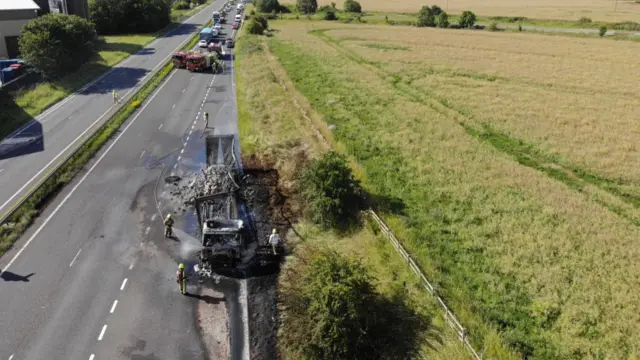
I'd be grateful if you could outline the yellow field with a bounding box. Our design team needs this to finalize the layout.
[259,20,640,359]
[282,0,640,22]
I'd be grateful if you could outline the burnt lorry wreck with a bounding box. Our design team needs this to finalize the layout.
[187,135,283,280]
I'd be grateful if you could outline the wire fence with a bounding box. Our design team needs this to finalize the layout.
[281,75,485,360]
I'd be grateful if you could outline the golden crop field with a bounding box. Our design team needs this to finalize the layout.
[262,20,640,359]
[282,0,640,22]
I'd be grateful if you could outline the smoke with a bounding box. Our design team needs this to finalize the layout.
[172,228,204,258]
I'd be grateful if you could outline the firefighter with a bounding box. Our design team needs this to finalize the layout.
[112,89,120,104]
[268,228,280,255]
[164,213,174,238]
[203,111,209,129]
[177,263,188,295]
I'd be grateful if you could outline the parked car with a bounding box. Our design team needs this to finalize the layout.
[232,22,239,29]
[214,23,222,30]
[235,14,242,22]
[226,38,234,48]
[198,39,208,48]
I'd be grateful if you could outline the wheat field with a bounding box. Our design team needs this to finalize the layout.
[266,20,640,359]
[282,0,640,22]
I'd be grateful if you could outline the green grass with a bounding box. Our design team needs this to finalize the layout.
[0,24,204,258]
[0,0,213,139]
[234,31,474,360]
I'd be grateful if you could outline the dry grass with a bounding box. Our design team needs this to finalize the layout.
[234,31,473,360]
[265,20,640,359]
[282,0,640,22]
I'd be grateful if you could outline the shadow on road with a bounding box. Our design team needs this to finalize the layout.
[83,66,150,95]
[162,23,198,38]
[186,292,225,304]
[1,271,35,281]
[0,119,44,160]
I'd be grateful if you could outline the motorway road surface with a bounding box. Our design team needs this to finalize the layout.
[0,8,241,360]
[0,0,227,222]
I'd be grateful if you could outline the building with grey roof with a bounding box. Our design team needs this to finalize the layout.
[0,0,40,59]
[48,0,89,19]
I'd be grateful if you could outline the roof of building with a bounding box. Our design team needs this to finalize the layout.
[0,0,40,11]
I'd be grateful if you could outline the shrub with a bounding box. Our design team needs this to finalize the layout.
[279,247,430,360]
[19,13,97,78]
[331,1,336,8]
[298,151,363,230]
[255,14,269,29]
[256,0,280,13]
[296,0,318,14]
[436,11,449,28]
[344,0,362,13]
[459,10,477,28]
[416,5,436,27]
[172,1,189,10]
[599,26,607,37]
[324,10,338,20]
[487,21,499,31]
[578,16,592,24]
[246,18,265,34]
[430,4,443,15]
[518,23,523,31]
[89,0,171,34]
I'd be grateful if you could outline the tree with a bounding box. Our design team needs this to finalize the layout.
[416,5,436,27]
[280,247,431,360]
[430,4,443,15]
[89,0,171,35]
[344,0,361,13]
[459,10,477,28]
[19,13,97,78]
[256,0,281,13]
[298,151,363,230]
[172,1,189,10]
[255,14,269,29]
[246,18,265,34]
[436,11,449,28]
[296,0,318,14]
[280,249,380,360]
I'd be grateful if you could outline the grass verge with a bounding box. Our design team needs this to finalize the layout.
[0,0,214,139]
[234,30,477,360]
[0,25,204,257]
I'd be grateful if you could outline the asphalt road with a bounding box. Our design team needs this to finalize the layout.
[0,0,227,222]
[0,8,241,360]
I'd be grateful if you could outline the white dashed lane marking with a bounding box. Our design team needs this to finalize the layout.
[120,278,128,291]
[110,300,118,314]
[98,325,107,341]
[158,124,163,130]
[69,248,81,267]
[140,150,145,158]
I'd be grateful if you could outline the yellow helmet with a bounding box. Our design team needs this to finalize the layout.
[179,263,185,269]
[272,228,277,234]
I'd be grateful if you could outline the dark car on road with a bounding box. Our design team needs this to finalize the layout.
[226,38,234,48]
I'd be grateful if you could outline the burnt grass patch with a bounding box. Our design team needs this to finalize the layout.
[239,154,297,360]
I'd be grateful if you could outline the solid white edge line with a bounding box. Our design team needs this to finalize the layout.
[120,278,128,291]
[98,324,107,341]
[110,300,118,314]
[240,279,250,360]
[69,248,82,267]
[0,69,178,276]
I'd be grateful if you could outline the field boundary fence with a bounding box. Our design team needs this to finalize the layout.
[280,74,485,360]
